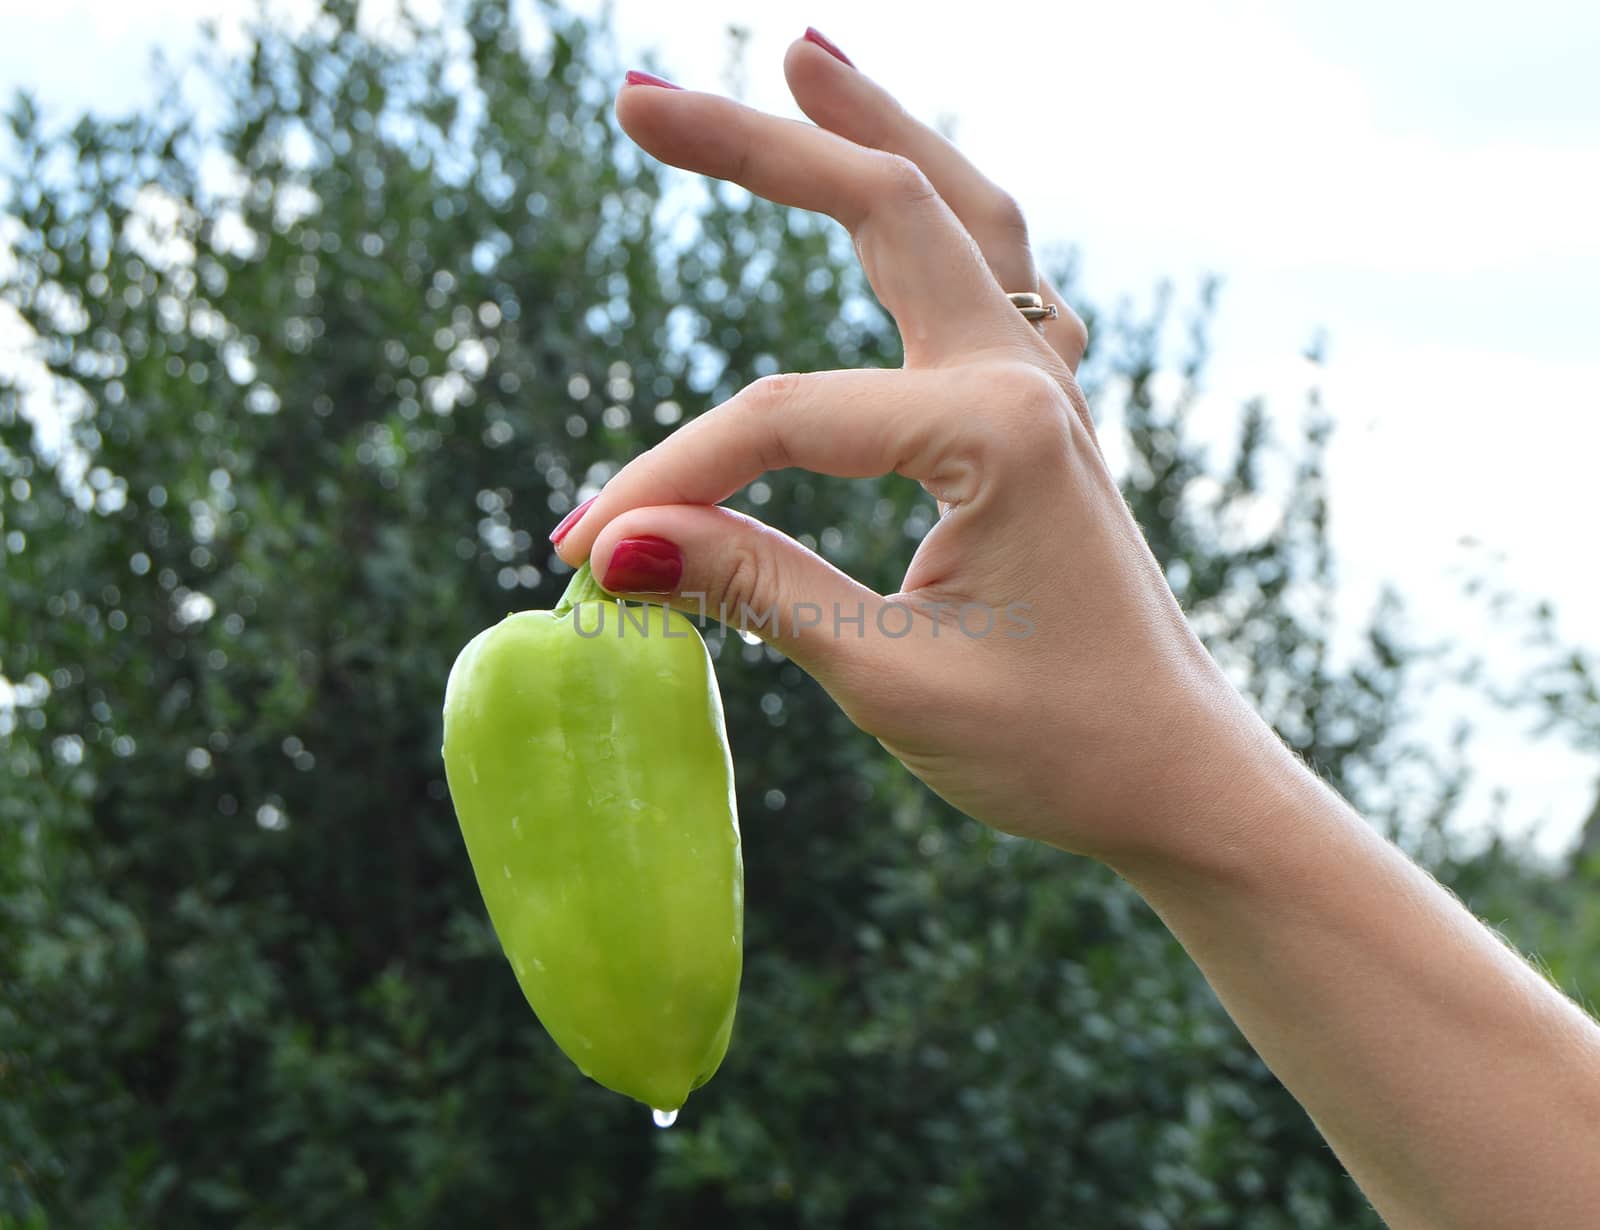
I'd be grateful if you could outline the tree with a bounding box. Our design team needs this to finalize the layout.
[2,2,1593,1226]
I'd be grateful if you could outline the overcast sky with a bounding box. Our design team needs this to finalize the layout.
[3,0,1597,854]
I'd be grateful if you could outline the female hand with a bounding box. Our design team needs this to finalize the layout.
[552,34,1280,868]
[554,36,1600,1230]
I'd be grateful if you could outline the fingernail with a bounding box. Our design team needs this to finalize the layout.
[549,496,597,546]
[624,69,683,90]
[803,27,854,68]
[601,536,683,595]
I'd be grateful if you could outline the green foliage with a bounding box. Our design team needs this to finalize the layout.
[2,2,1595,1226]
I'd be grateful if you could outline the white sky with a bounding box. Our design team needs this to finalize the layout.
[3,0,1598,855]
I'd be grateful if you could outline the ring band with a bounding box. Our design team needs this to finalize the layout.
[1011,291,1062,321]
[1007,292,1059,323]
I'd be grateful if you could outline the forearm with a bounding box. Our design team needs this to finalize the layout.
[1111,737,1600,1230]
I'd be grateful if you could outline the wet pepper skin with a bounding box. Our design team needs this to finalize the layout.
[442,562,743,1112]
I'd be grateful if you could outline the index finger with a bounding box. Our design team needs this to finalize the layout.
[615,81,1027,362]
[551,365,1023,568]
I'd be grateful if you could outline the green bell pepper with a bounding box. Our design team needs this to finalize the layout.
[442,562,743,1114]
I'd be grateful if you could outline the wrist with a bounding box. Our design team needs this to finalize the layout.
[1100,700,1348,899]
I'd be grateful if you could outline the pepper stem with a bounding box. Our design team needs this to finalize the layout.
[553,560,612,616]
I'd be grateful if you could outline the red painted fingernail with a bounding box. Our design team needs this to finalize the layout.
[601,536,683,594]
[803,27,854,68]
[624,69,683,90]
[549,496,597,546]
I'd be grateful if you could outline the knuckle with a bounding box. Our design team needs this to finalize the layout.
[742,372,803,469]
[873,152,938,205]
[984,188,1029,240]
[727,143,752,189]
[995,362,1066,417]
[984,363,1079,454]
[718,540,776,627]
[746,370,803,412]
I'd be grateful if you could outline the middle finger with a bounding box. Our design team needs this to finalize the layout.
[614,80,1028,362]
[784,34,1089,370]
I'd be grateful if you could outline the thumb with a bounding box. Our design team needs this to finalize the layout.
[583,503,892,690]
